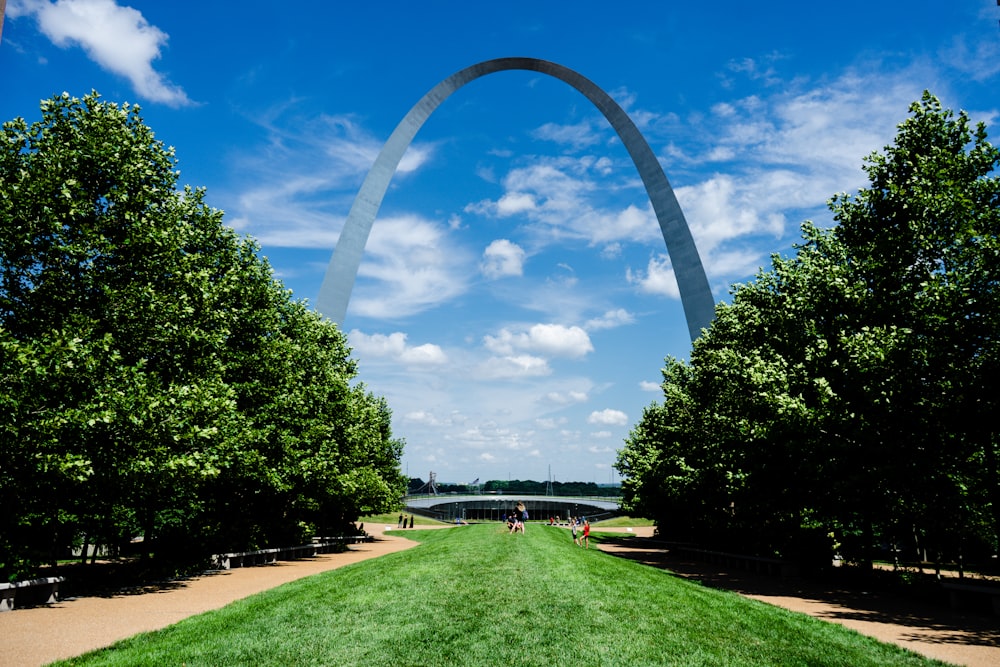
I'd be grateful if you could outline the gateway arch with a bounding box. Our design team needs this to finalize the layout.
[316,57,714,341]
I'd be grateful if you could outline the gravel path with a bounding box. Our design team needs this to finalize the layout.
[2,525,996,666]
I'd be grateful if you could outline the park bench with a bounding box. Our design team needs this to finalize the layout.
[312,535,373,549]
[212,534,372,569]
[0,576,65,612]
[941,581,1000,616]
[212,547,281,570]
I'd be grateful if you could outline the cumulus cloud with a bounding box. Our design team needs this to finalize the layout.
[495,192,537,216]
[10,0,191,106]
[347,330,448,366]
[639,380,661,392]
[626,253,679,298]
[481,239,526,279]
[483,323,594,359]
[588,409,628,426]
[584,308,635,331]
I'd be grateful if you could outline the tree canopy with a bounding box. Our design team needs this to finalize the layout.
[0,92,406,581]
[616,93,1000,570]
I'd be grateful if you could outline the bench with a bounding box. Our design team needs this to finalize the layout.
[941,581,1000,616]
[312,535,373,549]
[212,548,280,570]
[212,534,373,570]
[0,577,65,612]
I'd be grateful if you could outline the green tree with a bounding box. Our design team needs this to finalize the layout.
[828,93,1000,562]
[617,93,1000,568]
[0,93,405,579]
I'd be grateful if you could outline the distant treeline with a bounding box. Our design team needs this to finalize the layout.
[408,478,620,497]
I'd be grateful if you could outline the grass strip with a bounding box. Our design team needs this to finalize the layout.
[54,524,951,666]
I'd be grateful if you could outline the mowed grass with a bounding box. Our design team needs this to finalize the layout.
[592,516,657,527]
[54,524,949,667]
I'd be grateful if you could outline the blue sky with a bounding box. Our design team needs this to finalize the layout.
[3,1,999,485]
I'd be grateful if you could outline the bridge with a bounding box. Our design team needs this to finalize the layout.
[403,494,620,523]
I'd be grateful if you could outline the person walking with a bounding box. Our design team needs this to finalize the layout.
[571,517,580,546]
[582,519,591,549]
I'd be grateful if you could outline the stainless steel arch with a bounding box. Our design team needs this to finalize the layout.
[316,57,714,341]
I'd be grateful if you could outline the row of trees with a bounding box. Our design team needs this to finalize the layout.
[0,93,407,581]
[616,94,1000,571]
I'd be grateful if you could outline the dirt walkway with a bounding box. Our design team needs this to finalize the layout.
[596,531,1000,667]
[0,524,424,667]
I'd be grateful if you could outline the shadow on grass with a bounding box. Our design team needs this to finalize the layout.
[597,535,1000,651]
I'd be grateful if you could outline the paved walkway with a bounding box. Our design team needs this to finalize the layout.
[2,525,997,666]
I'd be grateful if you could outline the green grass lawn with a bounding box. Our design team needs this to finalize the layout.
[591,516,656,527]
[54,524,950,666]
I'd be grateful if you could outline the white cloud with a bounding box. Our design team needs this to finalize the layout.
[496,192,537,216]
[588,409,628,426]
[480,239,526,279]
[483,323,594,359]
[584,308,635,331]
[545,391,588,405]
[626,66,944,288]
[350,216,475,319]
[940,35,1000,83]
[535,416,568,429]
[347,330,448,366]
[10,0,191,106]
[531,119,601,149]
[626,254,679,298]
[639,380,661,392]
[228,112,433,249]
[477,355,551,379]
[451,424,538,453]
[404,410,441,426]
[465,157,661,248]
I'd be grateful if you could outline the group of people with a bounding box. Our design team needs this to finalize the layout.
[396,514,414,529]
[569,517,591,548]
[499,506,591,548]
[505,502,529,534]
